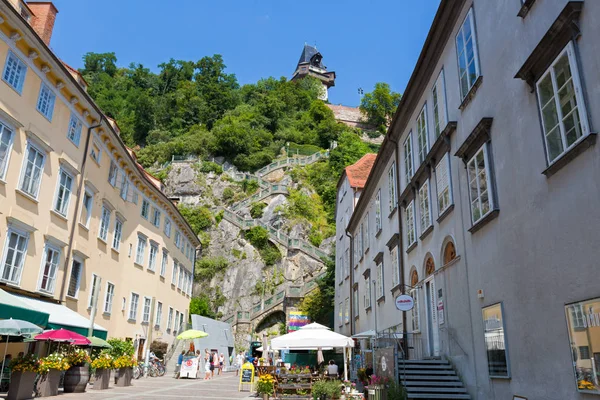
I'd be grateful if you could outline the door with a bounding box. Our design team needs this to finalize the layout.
[425,278,440,357]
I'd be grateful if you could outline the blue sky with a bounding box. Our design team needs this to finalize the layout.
[49,0,440,107]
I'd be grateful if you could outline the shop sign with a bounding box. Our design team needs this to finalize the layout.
[395,294,414,311]
[438,300,445,325]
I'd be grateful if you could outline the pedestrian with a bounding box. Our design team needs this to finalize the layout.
[175,350,185,379]
[195,350,202,378]
[235,352,244,376]
[204,353,211,380]
[211,351,218,378]
[219,353,224,375]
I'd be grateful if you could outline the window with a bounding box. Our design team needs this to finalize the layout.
[178,265,184,289]
[344,249,349,277]
[352,235,358,269]
[67,259,83,298]
[0,121,14,179]
[359,223,364,257]
[67,114,83,146]
[353,287,359,319]
[132,191,138,205]
[171,260,178,285]
[142,297,151,323]
[432,69,447,137]
[141,199,150,219]
[416,105,429,164]
[0,229,29,285]
[344,298,350,324]
[88,274,100,309]
[174,310,180,332]
[467,145,494,224]
[569,304,585,329]
[152,208,161,228]
[90,142,101,164]
[388,163,396,213]
[338,302,343,326]
[155,302,163,328]
[135,235,147,265]
[435,153,452,216]
[160,250,168,277]
[390,245,399,288]
[365,213,370,250]
[456,8,481,100]
[38,245,60,293]
[175,231,182,249]
[404,133,414,184]
[418,180,431,232]
[164,218,172,237]
[119,173,129,201]
[411,288,420,332]
[536,43,589,163]
[36,83,56,121]
[364,276,371,309]
[2,51,27,93]
[579,346,590,360]
[128,293,139,320]
[98,206,111,242]
[376,262,384,299]
[103,282,115,314]
[482,303,510,378]
[54,169,73,216]
[19,144,45,198]
[148,242,158,271]
[375,189,382,233]
[108,162,118,186]
[112,218,123,251]
[405,201,416,247]
[80,190,93,227]
[167,307,174,331]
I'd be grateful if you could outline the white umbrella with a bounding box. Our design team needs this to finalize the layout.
[317,347,324,364]
[0,318,43,376]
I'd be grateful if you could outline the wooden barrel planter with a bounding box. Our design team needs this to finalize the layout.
[92,369,111,390]
[7,371,36,400]
[115,367,133,387]
[36,369,61,397]
[63,365,89,393]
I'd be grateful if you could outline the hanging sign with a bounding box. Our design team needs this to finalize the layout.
[395,294,415,311]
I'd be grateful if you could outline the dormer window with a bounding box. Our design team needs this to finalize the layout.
[19,2,31,22]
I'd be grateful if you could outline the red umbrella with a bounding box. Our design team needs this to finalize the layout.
[34,329,91,345]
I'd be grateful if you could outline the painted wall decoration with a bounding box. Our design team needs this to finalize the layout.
[288,311,310,332]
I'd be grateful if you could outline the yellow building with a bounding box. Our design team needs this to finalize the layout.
[0,0,199,359]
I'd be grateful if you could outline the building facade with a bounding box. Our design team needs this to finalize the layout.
[336,0,600,399]
[0,0,199,358]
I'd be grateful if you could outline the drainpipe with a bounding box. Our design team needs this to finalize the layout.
[59,121,103,302]
[344,229,354,336]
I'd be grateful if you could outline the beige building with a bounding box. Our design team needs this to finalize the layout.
[0,0,199,358]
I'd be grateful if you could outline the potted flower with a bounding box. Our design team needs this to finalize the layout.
[91,352,113,390]
[368,375,390,400]
[256,373,274,400]
[113,355,136,387]
[7,354,39,400]
[37,352,70,397]
[63,346,92,393]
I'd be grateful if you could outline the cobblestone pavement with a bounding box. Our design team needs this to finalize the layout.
[55,372,255,400]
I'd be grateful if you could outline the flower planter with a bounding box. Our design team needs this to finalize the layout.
[63,365,89,393]
[262,395,269,400]
[368,384,387,400]
[36,369,61,397]
[115,367,133,387]
[92,369,111,390]
[7,371,36,400]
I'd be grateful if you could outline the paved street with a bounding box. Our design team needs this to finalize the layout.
[56,372,254,400]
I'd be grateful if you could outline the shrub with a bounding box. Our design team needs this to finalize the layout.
[196,256,228,280]
[250,202,267,219]
[244,226,269,249]
[199,161,223,174]
[149,340,168,359]
[199,231,211,249]
[261,243,282,266]
[107,338,135,358]
[222,187,235,201]
[215,209,224,224]
[308,228,323,247]
[178,204,213,233]
[241,179,259,194]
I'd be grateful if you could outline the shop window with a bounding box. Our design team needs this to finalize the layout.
[482,303,510,378]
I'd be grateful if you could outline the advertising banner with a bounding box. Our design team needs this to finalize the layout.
[288,311,310,332]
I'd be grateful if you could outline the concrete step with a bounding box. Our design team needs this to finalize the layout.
[404,381,464,387]
[403,364,454,369]
[402,359,449,364]
[407,394,470,399]
[402,370,459,375]
[408,387,468,393]
[401,375,461,381]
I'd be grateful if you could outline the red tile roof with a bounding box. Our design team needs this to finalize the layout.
[345,153,377,189]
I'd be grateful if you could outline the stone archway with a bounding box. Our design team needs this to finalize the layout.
[254,310,286,337]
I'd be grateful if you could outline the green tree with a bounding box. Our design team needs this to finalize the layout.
[359,82,401,134]
[299,256,335,326]
[189,294,216,319]
[329,132,372,173]
[177,205,213,234]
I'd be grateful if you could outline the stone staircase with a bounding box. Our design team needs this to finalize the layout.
[399,359,470,400]
[165,338,186,376]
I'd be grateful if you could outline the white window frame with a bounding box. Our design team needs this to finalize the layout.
[0,227,29,285]
[128,292,139,321]
[466,145,494,225]
[152,207,161,228]
[0,120,15,180]
[112,217,123,251]
[160,250,168,277]
[432,69,448,137]
[175,231,182,249]
[456,8,481,100]
[67,113,83,146]
[36,82,56,121]
[418,180,432,232]
[53,168,74,217]
[19,143,46,199]
[164,218,172,238]
[167,307,174,331]
[87,273,100,309]
[103,281,115,314]
[90,141,101,164]
[141,199,150,219]
[142,296,152,323]
[119,173,129,201]
[2,51,27,94]
[403,132,414,184]
[171,260,178,285]
[80,189,93,228]
[535,42,589,164]
[364,275,372,309]
[98,206,111,242]
[405,201,416,247]
[375,189,382,233]
[416,105,429,165]
[174,310,180,332]
[390,245,399,288]
[376,262,384,300]
[135,235,147,265]
[155,301,163,328]
[37,243,60,294]
[67,258,83,299]
[148,242,158,271]
[365,212,370,251]
[108,162,118,187]
[388,162,397,213]
[435,153,453,216]
[178,265,184,289]
[344,297,350,325]
[410,288,420,332]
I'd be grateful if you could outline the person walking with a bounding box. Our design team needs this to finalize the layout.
[218,353,224,375]
[175,351,185,379]
[235,352,244,376]
[211,352,218,378]
[195,350,202,378]
[204,350,211,380]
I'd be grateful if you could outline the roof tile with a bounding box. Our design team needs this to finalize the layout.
[345,153,377,189]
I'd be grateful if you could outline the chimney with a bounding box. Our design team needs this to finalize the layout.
[26,2,59,46]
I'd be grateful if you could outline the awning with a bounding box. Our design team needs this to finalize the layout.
[0,289,49,327]
[351,330,376,339]
[16,296,108,340]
